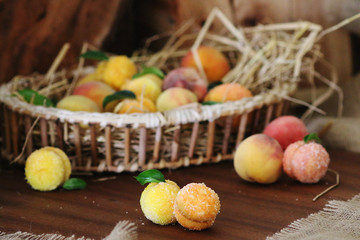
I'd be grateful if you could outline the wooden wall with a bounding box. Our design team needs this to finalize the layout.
[0,0,133,83]
[1,0,359,84]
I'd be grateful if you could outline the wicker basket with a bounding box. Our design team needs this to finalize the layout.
[0,9,331,172]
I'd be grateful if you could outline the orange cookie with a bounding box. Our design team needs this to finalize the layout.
[174,206,214,231]
[174,183,220,231]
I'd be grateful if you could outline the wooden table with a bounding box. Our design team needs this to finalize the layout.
[1,149,360,240]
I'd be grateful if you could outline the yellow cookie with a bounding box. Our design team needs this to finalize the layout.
[43,147,72,184]
[25,148,65,191]
[114,97,157,114]
[103,56,137,90]
[122,76,162,103]
[140,180,180,225]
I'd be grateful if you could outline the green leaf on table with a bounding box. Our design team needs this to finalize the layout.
[63,178,87,190]
[202,101,220,106]
[134,169,166,185]
[80,50,109,61]
[304,133,321,144]
[132,66,165,79]
[102,90,136,109]
[17,89,55,107]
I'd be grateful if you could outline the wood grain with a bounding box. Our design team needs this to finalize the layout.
[0,149,359,239]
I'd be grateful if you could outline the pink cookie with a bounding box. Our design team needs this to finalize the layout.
[283,141,330,183]
[263,116,308,150]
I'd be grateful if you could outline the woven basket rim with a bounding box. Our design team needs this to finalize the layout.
[0,77,297,128]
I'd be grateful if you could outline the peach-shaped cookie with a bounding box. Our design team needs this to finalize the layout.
[174,207,214,231]
[263,115,308,150]
[283,140,330,183]
[122,75,162,103]
[140,180,180,225]
[163,67,208,101]
[43,146,72,184]
[25,147,68,191]
[181,46,230,83]
[204,83,252,103]
[174,183,220,231]
[114,97,156,114]
[205,83,253,128]
[57,95,100,112]
[156,87,198,112]
[103,56,137,90]
[72,81,115,111]
[234,134,283,184]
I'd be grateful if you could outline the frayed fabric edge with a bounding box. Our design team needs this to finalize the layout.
[0,220,137,240]
[266,194,360,240]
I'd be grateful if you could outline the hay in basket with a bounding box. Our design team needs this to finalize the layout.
[0,8,340,172]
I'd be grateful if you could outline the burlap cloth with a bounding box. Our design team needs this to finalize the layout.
[267,194,360,240]
[0,221,137,240]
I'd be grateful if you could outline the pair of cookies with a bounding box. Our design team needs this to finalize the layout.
[140,181,220,231]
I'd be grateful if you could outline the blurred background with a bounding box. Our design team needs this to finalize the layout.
[1,0,360,84]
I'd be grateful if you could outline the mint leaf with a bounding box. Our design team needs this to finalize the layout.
[132,66,165,79]
[304,133,321,144]
[80,50,109,61]
[207,81,222,91]
[63,178,87,190]
[202,101,220,106]
[17,89,55,107]
[134,169,165,185]
[103,90,136,109]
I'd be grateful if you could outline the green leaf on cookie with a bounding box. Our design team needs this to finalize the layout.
[80,50,109,61]
[133,66,165,79]
[134,169,166,185]
[102,90,137,109]
[304,133,321,144]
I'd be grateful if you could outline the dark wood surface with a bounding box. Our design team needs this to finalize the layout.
[1,149,359,240]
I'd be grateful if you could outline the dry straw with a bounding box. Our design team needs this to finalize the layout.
[0,8,347,173]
